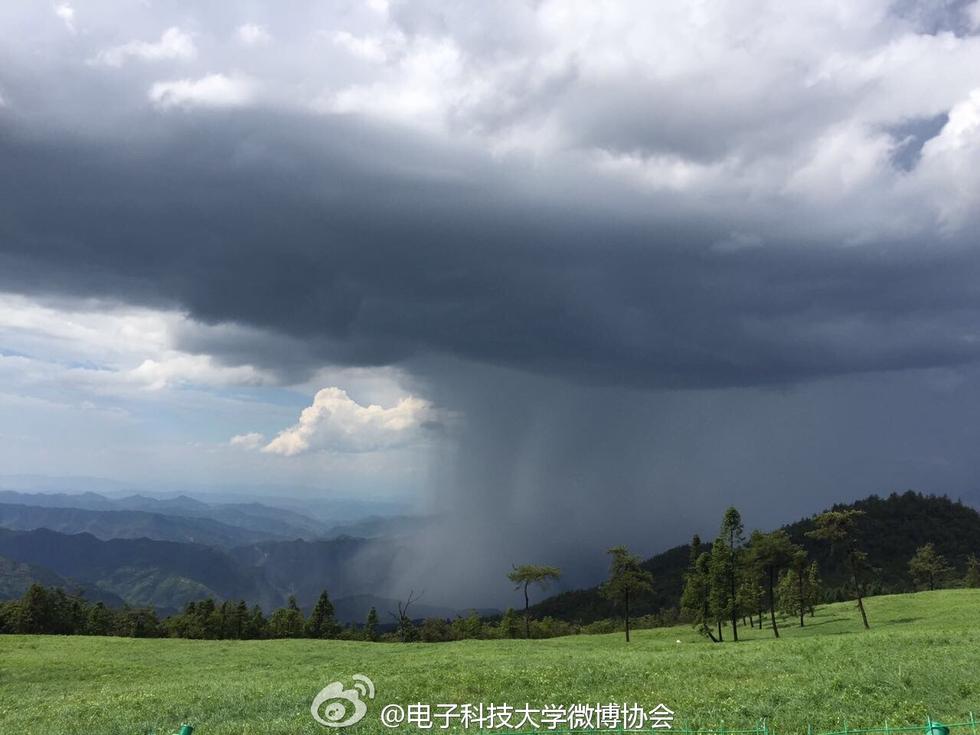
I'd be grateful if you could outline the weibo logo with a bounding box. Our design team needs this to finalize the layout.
[310,674,376,728]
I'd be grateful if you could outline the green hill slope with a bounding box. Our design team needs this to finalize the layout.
[1,589,977,735]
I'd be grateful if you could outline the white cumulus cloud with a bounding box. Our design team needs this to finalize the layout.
[92,27,196,67]
[260,387,434,456]
[237,23,271,46]
[0,292,275,395]
[128,355,268,391]
[329,30,393,63]
[54,3,75,34]
[148,73,255,109]
[230,432,265,449]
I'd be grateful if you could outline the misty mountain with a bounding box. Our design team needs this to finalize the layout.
[229,536,403,607]
[0,528,275,612]
[0,479,413,528]
[0,555,73,599]
[0,555,127,607]
[530,491,980,623]
[0,528,402,614]
[0,503,294,547]
[0,491,330,540]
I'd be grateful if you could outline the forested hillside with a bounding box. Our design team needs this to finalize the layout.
[531,492,980,623]
[0,528,405,617]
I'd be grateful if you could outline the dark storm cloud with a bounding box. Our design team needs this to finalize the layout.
[3,110,980,392]
[5,0,980,607]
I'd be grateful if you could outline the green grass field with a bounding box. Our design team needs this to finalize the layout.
[1,590,978,735]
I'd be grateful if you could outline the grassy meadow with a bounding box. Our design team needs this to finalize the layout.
[1,589,978,735]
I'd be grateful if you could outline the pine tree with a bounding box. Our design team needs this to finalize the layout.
[498,607,522,639]
[365,606,379,641]
[965,555,980,588]
[195,598,220,639]
[719,508,745,641]
[807,510,872,629]
[86,601,115,636]
[688,534,702,568]
[269,598,305,639]
[749,529,797,638]
[307,590,339,638]
[218,600,229,639]
[806,562,822,616]
[244,604,267,639]
[908,543,952,591]
[737,568,766,629]
[777,548,811,627]
[680,552,717,642]
[233,600,248,639]
[601,546,654,642]
[16,584,54,634]
[506,564,561,639]
[707,535,732,641]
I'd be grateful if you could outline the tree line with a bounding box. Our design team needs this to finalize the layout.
[0,581,681,641]
[0,587,365,641]
[2,504,976,642]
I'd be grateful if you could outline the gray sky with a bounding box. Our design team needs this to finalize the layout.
[3,0,980,600]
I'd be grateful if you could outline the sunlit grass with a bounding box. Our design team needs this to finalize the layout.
[1,589,977,735]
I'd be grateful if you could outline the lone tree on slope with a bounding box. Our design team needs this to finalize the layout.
[807,509,873,629]
[507,564,561,639]
[601,546,654,643]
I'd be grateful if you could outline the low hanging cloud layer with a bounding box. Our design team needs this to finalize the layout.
[3,1,980,600]
[240,386,435,456]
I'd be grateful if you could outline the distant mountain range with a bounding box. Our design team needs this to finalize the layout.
[0,490,429,545]
[0,527,273,612]
[0,489,434,620]
[530,491,980,623]
[0,528,479,622]
[0,491,330,542]
[0,502,293,547]
[0,555,124,606]
[0,475,413,523]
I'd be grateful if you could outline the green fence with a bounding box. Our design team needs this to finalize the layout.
[166,714,977,735]
[814,715,979,735]
[463,715,978,735]
[469,726,771,735]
